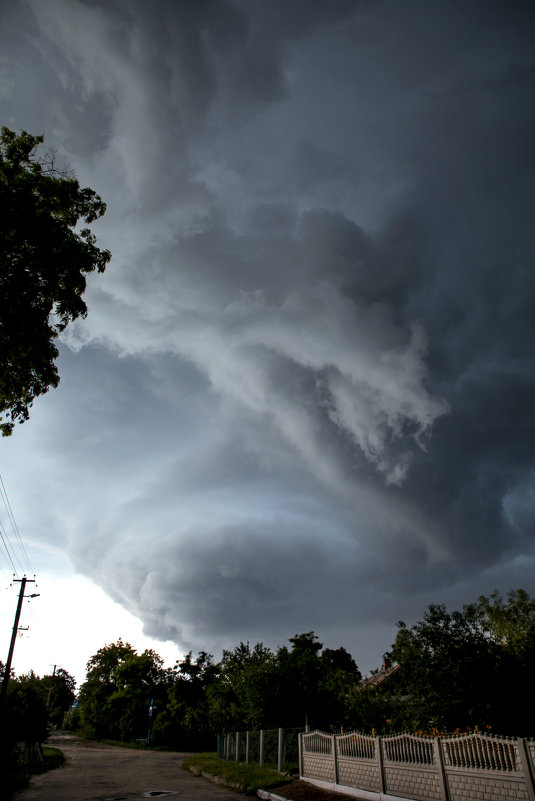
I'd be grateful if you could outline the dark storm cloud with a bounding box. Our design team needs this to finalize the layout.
[3,0,535,668]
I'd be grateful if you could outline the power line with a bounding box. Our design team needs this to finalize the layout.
[0,475,33,574]
[0,475,32,573]
[0,525,17,575]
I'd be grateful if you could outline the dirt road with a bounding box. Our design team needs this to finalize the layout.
[14,732,240,801]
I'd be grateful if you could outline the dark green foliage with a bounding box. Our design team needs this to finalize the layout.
[206,633,360,733]
[0,665,74,798]
[0,125,110,435]
[77,640,172,742]
[75,591,535,749]
[44,667,76,728]
[151,650,218,750]
[0,664,75,740]
[392,603,499,731]
[4,671,50,744]
[391,590,535,735]
[345,684,403,734]
[207,642,278,732]
[78,633,362,747]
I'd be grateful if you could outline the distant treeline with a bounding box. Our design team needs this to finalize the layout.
[66,588,535,746]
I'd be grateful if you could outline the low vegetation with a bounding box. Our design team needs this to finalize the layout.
[183,752,293,796]
[3,745,65,799]
[0,666,75,798]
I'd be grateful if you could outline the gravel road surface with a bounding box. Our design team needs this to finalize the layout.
[14,732,240,801]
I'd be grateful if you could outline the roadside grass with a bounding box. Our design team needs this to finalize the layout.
[184,752,294,796]
[73,730,175,751]
[35,746,66,772]
[99,737,173,751]
[4,746,66,800]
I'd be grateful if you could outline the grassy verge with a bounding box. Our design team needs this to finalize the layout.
[98,738,172,751]
[4,746,66,800]
[184,752,293,796]
[35,746,66,773]
[72,731,175,751]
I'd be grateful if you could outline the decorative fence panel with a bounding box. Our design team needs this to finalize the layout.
[299,730,535,801]
[336,731,381,793]
[381,733,443,801]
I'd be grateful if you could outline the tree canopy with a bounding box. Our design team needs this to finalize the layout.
[16,588,529,753]
[391,590,535,735]
[0,125,110,435]
[73,593,535,746]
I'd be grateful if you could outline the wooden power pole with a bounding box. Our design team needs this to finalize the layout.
[1,577,36,702]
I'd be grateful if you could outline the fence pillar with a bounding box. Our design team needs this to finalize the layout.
[434,738,449,801]
[377,736,385,794]
[246,730,250,764]
[518,738,535,801]
[259,729,264,766]
[333,734,339,785]
[278,728,284,773]
[298,732,304,778]
[235,732,239,761]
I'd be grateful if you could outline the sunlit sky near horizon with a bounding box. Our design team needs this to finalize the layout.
[1,0,535,688]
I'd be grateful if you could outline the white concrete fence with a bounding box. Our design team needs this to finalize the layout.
[299,729,535,801]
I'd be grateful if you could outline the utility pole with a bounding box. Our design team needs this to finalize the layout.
[1,577,37,703]
[46,665,57,708]
[46,664,57,707]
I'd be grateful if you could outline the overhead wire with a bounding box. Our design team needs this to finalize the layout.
[0,474,32,574]
[0,553,12,582]
[0,523,18,576]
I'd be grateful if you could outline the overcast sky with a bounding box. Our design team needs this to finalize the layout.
[1,0,535,685]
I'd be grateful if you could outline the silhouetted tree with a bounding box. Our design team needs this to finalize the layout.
[0,126,110,435]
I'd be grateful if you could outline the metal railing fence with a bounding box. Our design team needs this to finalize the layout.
[220,726,305,774]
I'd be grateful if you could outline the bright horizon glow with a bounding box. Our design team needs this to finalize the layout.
[0,563,183,688]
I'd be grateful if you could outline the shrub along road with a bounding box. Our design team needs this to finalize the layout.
[13,732,240,801]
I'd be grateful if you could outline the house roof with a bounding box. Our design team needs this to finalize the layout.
[360,662,400,689]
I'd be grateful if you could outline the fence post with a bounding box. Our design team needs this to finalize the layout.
[278,728,284,773]
[235,732,239,761]
[377,735,385,794]
[246,730,250,764]
[434,737,449,801]
[518,738,535,801]
[299,732,304,778]
[259,729,264,766]
[333,733,339,785]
